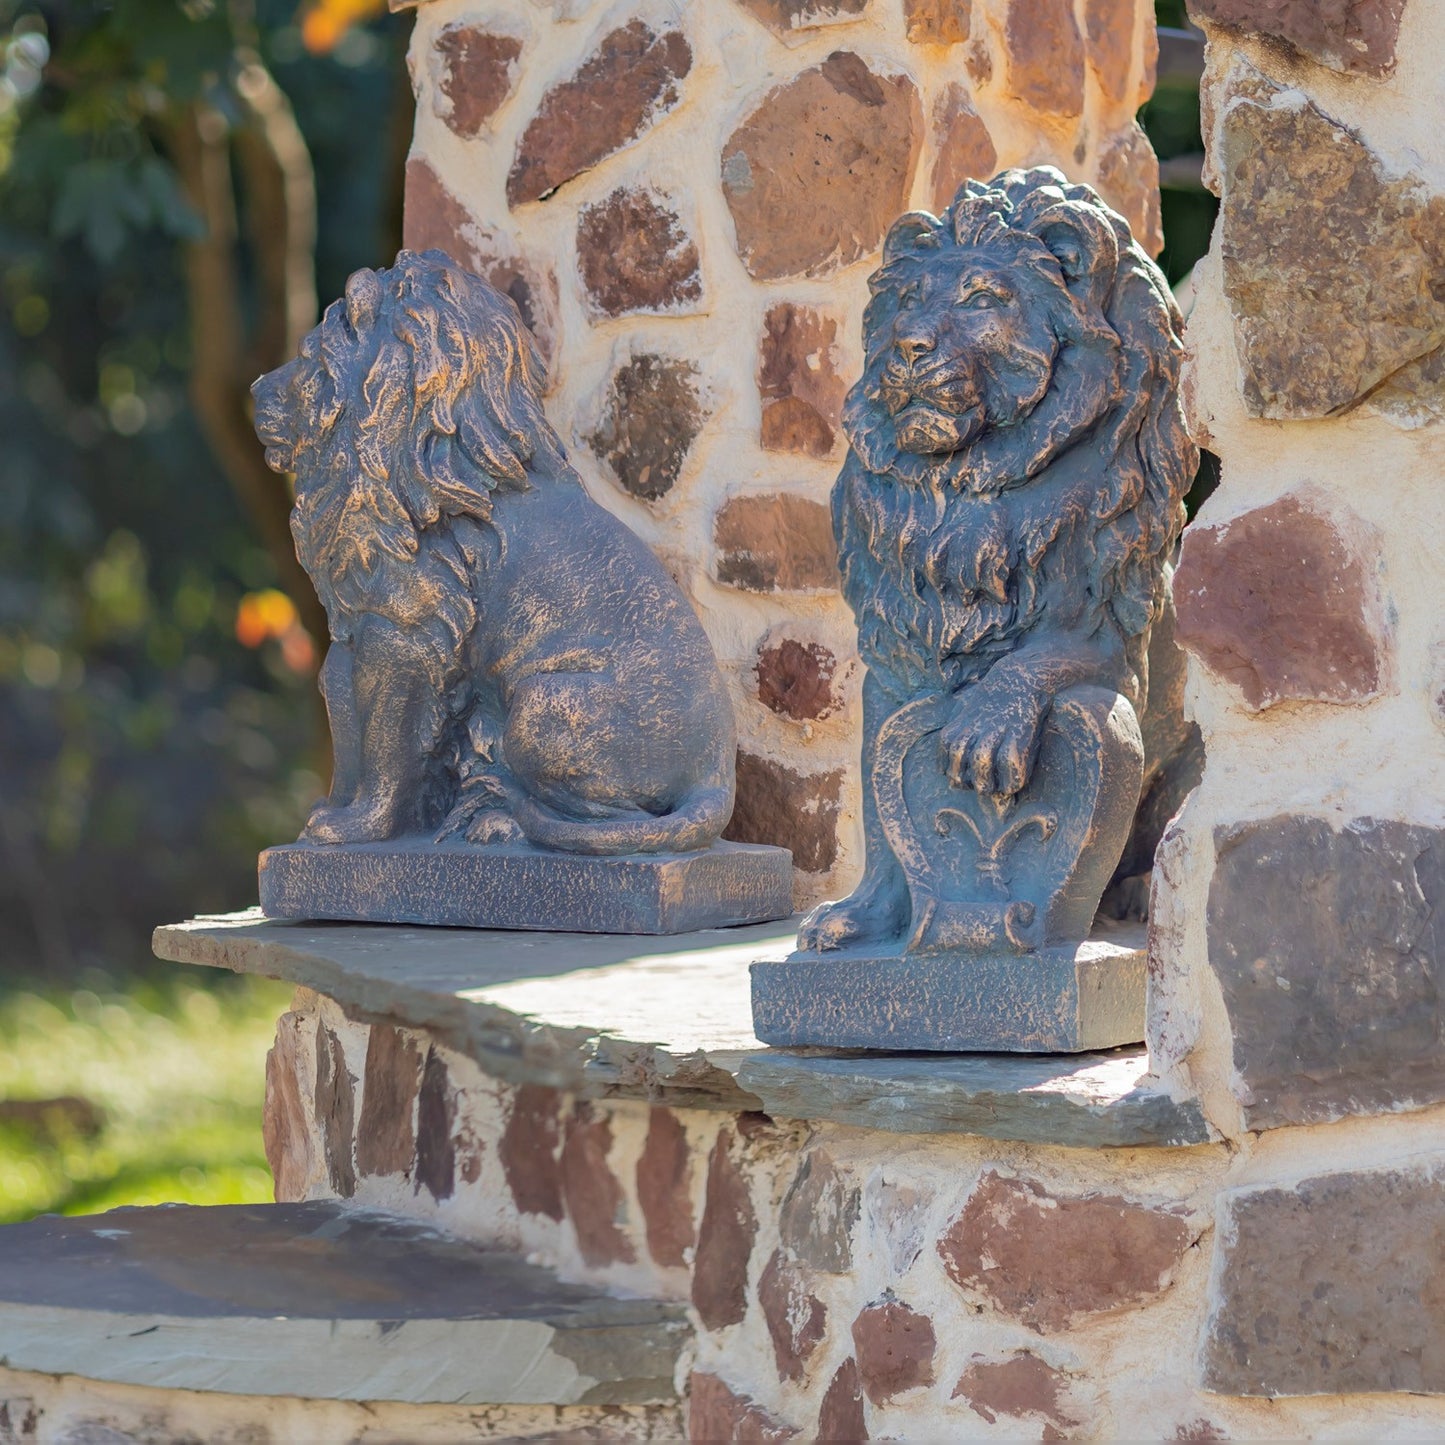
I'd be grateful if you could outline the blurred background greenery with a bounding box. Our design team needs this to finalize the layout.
[0,0,1215,1222]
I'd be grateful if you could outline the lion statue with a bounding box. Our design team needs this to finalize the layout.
[252,249,735,855]
[799,167,1197,956]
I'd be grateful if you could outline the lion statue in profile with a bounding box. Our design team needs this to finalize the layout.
[799,167,1197,957]
[252,249,735,855]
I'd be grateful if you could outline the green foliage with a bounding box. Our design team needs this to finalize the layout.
[0,971,292,1221]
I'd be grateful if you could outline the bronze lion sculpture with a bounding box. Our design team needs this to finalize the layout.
[252,249,736,856]
[799,168,1197,958]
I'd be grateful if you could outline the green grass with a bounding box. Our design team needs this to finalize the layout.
[0,971,293,1223]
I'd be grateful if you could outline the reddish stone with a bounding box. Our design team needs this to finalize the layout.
[414,1046,455,1203]
[758,304,845,458]
[817,1358,868,1441]
[508,22,692,205]
[560,1103,636,1266]
[938,1171,1194,1331]
[757,637,841,723]
[721,53,921,280]
[457,1125,484,1186]
[1096,122,1164,258]
[713,494,839,594]
[850,1299,936,1404]
[779,1148,858,1271]
[577,187,701,318]
[953,1353,1080,1434]
[929,83,998,216]
[434,25,521,138]
[499,1083,564,1221]
[263,1013,316,1203]
[586,354,704,502]
[313,1023,356,1199]
[737,0,868,32]
[1173,495,1384,711]
[966,35,993,84]
[1083,0,1137,107]
[636,1108,695,1269]
[724,754,843,875]
[688,1372,798,1442]
[691,1129,757,1331]
[904,0,971,43]
[1004,0,1085,118]
[356,1025,421,1178]
[758,1251,828,1383]
[1138,20,1158,105]
[1190,0,1406,76]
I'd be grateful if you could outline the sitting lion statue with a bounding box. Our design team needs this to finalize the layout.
[252,249,735,855]
[800,167,1197,955]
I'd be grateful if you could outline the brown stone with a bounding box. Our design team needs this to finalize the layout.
[434,25,521,138]
[1217,77,1445,418]
[1137,20,1158,105]
[587,354,704,504]
[1173,495,1384,711]
[688,1372,799,1442]
[636,1108,694,1269]
[966,35,993,84]
[1004,0,1086,118]
[850,1299,936,1404]
[1096,122,1163,258]
[817,1358,868,1442]
[713,494,839,594]
[758,304,846,458]
[737,0,869,33]
[1202,1161,1445,1395]
[691,1129,757,1331]
[313,1023,356,1199]
[757,637,841,723]
[953,1352,1080,1434]
[904,0,971,44]
[1207,815,1445,1130]
[1191,0,1406,76]
[724,754,843,875]
[560,1103,636,1267]
[499,1083,563,1221]
[779,1148,859,1272]
[758,1251,827,1383]
[577,188,702,319]
[356,1025,421,1178]
[414,1045,455,1203]
[938,1171,1194,1331]
[721,53,921,281]
[507,22,692,206]
[929,82,998,216]
[1083,0,1137,107]
[263,1012,316,1203]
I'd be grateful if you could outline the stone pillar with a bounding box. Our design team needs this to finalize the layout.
[396,0,1161,905]
[1153,0,1445,1400]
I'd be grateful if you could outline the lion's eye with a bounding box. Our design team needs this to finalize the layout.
[960,288,1004,309]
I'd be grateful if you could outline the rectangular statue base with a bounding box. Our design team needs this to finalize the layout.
[259,839,794,936]
[750,930,1145,1052]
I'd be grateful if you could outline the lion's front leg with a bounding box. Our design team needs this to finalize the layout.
[304,616,451,844]
[941,668,1049,800]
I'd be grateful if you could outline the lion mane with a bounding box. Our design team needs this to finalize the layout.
[835,167,1196,706]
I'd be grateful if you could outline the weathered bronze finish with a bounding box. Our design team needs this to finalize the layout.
[252,250,790,932]
[753,168,1197,1047]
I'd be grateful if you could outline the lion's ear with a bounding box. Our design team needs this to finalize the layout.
[345,269,383,333]
[881,212,944,264]
[1027,201,1119,310]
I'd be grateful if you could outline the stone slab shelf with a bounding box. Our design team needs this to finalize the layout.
[0,1201,688,1406]
[154,912,1212,1149]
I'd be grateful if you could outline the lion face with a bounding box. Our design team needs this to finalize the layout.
[877,244,1064,457]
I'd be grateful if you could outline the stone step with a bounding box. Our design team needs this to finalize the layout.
[0,1201,689,1407]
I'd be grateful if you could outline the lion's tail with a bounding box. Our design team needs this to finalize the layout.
[514,781,733,857]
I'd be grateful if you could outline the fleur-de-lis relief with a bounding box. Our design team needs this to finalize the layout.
[934,805,1058,890]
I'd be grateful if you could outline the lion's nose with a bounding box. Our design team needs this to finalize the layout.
[895,328,936,364]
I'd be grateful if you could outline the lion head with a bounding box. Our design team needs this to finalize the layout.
[252,249,565,632]
[838,167,1196,685]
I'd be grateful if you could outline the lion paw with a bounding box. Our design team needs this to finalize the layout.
[942,683,1046,798]
[304,798,402,844]
[797,886,907,953]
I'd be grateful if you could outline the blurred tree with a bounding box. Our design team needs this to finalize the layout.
[0,0,407,973]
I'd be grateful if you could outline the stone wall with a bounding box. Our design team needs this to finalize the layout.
[396,0,1162,905]
[264,990,1445,1437]
[1148,0,1445,1405]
